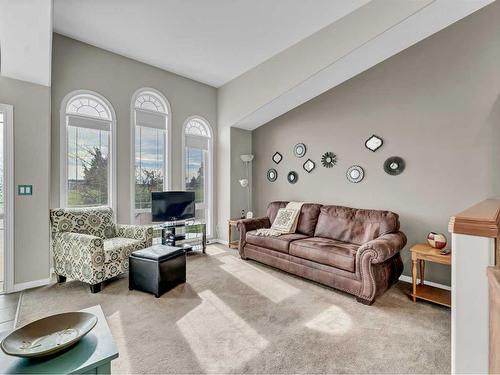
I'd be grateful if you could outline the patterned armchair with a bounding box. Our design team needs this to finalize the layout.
[49,206,153,293]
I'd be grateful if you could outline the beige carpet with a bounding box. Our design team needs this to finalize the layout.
[17,245,450,374]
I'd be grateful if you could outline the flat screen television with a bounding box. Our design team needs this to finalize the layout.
[151,191,195,222]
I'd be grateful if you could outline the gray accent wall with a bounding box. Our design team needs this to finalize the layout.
[0,76,51,284]
[252,2,500,286]
[51,34,217,224]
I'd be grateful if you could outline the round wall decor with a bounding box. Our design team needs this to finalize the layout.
[384,156,405,175]
[321,152,337,168]
[267,168,278,182]
[293,143,307,158]
[287,171,298,184]
[346,165,364,183]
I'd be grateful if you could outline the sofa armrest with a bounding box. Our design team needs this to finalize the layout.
[52,232,105,284]
[357,232,407,264]
[236,217,271,257]
[116,224,154,246]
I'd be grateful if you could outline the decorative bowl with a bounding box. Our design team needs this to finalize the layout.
[427,232,447,249]
[1,312,98,358]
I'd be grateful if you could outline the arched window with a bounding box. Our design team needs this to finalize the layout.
[183,116,213,236]
[60,91,116,209]
[132,88,170,224]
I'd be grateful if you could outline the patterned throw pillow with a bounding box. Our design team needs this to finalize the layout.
[271,208,300,233]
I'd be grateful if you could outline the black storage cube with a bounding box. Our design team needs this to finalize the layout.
[129,245,186,298]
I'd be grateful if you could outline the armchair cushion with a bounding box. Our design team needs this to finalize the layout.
[50,206,116,239]
[115,224,154,247]
[103,237,143,263]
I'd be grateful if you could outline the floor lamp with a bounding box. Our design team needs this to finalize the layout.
[239,154,254,218]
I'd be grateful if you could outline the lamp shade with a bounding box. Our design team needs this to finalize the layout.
[240,154,254,163]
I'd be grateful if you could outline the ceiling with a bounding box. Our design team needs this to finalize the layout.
[53,0,369,87]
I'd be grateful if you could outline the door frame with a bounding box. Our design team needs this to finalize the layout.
[0,104,14,293]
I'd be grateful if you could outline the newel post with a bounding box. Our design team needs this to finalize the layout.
[448,198,500,374]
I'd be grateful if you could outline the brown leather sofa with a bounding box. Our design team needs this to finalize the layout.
[237,201,406,305]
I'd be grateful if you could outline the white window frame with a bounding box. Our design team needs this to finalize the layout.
[0,104,14,293]
[59,90,117,213]
[182,116,214,237]
[130,88,171,223]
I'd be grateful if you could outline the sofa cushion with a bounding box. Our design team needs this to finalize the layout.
[296,204,322,236]
[266,202,322,236]
[289,237,358,272]
[50,206,116,239]
[246,231,308,254]
[314,205,399,245]
[104,237,143,263]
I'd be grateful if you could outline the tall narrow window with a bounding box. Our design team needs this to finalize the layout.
[183,117,213,236]
[132,89,169,224]
[61,91,115,209]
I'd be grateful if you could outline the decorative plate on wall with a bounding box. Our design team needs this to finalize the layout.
[267,168,278,182]
[303,159,315,173]
[384,156,405,175]
[287,171,298,184]
[293,143,307,158]
[346,165,364,183]
[321,152,337,168]
[365,135,383,152]
[272,152,283,164]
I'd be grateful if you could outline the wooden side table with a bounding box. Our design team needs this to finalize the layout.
[228,219,240,249]
[410,243,451,307]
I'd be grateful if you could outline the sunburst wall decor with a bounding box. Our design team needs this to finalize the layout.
[321,152,337,168]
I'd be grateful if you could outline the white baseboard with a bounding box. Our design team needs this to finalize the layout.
[399,275,451,291]
[211,238,229,246]
[13,278,51,292]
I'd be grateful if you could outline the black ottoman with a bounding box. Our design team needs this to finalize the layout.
[129,245,186,298]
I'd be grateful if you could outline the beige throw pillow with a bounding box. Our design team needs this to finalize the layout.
[271,208,300,233]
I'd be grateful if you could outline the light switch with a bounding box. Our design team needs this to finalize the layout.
[18,185,33,196]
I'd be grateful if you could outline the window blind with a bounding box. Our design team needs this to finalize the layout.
[185,135,209,150]
[135,109,167,130]
[67,115,111,131]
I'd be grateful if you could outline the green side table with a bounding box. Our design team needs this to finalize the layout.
[0,305,119,374]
